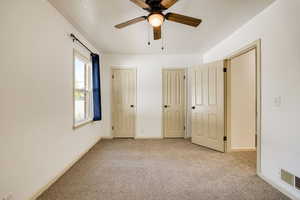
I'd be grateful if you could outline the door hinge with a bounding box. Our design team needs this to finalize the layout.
[112,126,114,131]
[223,68,227,72]
[223,136,227,141]
[255,134,258,147]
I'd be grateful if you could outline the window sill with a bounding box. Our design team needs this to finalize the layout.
[73,119,93,130]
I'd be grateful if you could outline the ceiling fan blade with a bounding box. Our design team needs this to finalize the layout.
[115,16,147,29]
[166,13,202,27]
[130,0,150,9]
[160,0,178,9]
[153,26,161,40]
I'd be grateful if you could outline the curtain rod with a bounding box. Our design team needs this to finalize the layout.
[70,33,95,54]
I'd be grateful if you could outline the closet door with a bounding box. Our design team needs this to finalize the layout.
[191,61,225,152]
[112,69,136,138]
[163,69,186,138]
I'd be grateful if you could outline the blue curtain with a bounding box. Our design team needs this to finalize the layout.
[91,53,102,121]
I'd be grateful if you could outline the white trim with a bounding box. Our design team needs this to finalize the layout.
[73,49,93,129]
[29,137,101,200]
[230,147,256,152]
[102,136,114,139]
[73,119,93,129]
[258,173,300,200]
[134,136,164,139]
[74,50,90,64]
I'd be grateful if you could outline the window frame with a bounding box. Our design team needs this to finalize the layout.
[73,50,93,129]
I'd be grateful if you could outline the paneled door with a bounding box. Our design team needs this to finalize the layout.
[112,68,136,138]
[162,69,186,138]
[191,61,225,152]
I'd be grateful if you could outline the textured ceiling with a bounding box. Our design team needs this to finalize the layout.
[48,0,275,54]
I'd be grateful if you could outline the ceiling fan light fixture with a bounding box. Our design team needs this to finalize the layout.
[148,13,164,27]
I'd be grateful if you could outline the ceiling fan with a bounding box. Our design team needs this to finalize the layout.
[115,0,202,40]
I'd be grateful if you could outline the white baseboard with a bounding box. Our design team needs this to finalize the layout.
[258,173,300,200]
[103,136,186,140]
[29,137,101,200]
[134,136,163,139]
[103,136,188,140]
[230,147,256,152]
[102,136,114,139]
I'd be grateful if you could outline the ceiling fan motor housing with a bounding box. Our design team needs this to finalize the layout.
[145,0,168,12]
[115,0,202,41]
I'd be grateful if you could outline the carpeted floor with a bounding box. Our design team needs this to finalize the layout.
[37,139,290,200]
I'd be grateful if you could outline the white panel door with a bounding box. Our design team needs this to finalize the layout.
[163,69,186,138]
[191,61,225,152]
[112,69,136,138]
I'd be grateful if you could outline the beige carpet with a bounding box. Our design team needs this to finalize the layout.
[37,139,290,200]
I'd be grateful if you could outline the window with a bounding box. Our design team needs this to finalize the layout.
[73,51,93,128]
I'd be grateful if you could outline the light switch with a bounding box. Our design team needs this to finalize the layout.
[273,96,282,108]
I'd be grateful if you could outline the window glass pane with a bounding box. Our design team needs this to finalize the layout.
[75,58,85,89]
[85,92,92,119]
[74,90,86,122]
[90,65,93,90]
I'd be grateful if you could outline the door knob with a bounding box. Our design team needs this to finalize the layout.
[164,105,169,108]
[192,106,196,110]
[130,105,134,108]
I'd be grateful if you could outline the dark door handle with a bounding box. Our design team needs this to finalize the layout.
[130,105,134,108]
[164,105,169,108]
[192,106,196,110]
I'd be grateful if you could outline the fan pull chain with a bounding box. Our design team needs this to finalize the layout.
[147,23,151,46]
[161,24,165,51]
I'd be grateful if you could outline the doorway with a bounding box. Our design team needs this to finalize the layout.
[227,49,256,151]
[225,40,262,173]
[111,68,137,138]
[162,69,186,138]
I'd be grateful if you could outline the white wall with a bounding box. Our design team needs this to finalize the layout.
[203,0,300,198]
[101,54,202,138]
[0,1,105,200]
